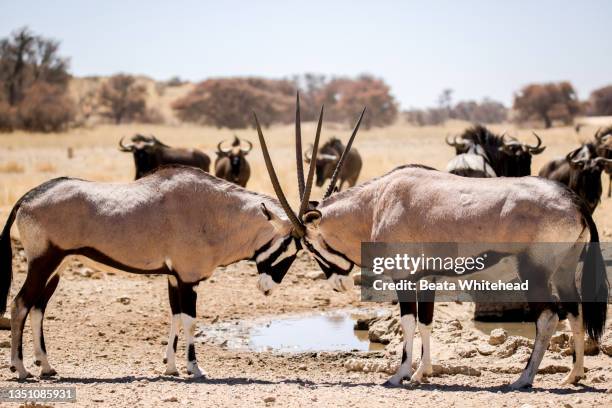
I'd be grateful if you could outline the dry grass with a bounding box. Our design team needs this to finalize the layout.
[0,120,610,238]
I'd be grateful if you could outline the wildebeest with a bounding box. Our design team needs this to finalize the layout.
[119,134,211,179]
[595,126,612,197]
[539,140,611,213]
[255,103,608,390]
[304,137,362,191]
[0,166,304,379]
[214,136,252,187]
[446,125,545,177]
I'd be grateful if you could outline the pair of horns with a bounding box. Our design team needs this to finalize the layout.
[118,134,158,151]
[567,147,612,168]
[218,136,253,154]
[255,93,365,237]
[500,132,543,153]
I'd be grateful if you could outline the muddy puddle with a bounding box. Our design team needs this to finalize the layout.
[197,309,387,353]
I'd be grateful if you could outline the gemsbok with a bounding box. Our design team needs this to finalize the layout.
[254,102,609,390]
[0,165,306,379]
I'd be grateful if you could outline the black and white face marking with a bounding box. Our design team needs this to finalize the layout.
[253,236,300,295]
[301,237,355,292]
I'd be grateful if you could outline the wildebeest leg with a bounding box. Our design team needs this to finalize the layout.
[163,276,181,376]
[562,303,585,384]
[385,300,417,386]
[510,303,559,389]
[10,247,63,380]
[412,293,435,383]
[30,273,61,377]
[179,280,203,377]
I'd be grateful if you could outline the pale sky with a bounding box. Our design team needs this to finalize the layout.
[2,0,611,109]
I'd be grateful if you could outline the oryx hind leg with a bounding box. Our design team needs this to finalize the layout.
[385,301,416,386]
[178,280,204,378]
[31,273,61,377]
[10,246,63,380]
[562,303,585,385]
[163,275,181,376]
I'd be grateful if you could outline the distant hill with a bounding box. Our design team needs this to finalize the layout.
[68,75,195,125]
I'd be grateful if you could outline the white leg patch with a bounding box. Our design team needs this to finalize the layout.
[387,314,416,385]
[327,273,354,292]
[164,314,180,375]
[562,310,585,385]
[257,273,277,295]
[411,323,433,382]
[181,313,203,378]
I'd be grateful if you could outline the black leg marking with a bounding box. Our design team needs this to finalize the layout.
[188,344,196,362]
[173,336,178,352]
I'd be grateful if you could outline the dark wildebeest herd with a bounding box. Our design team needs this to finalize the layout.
[0,98,609,392]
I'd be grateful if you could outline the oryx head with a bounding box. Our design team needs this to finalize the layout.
[254,93,365,293]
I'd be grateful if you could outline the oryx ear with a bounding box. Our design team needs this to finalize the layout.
[260,203,287,232]
[302,209,322,228]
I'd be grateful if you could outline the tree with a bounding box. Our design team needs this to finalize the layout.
[98,74,147,124]
[318,75,398,128]
[513,82,579,128]
[587,85,612,116]
[172,77,295,128]
[0,27,74,131]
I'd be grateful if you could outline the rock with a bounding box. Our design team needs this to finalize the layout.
[116,296,131,305]
[584,337,599,356]
[0,340,10,348]
[306,270,325,280]
[476,344,496,356]
[537,364,570,374]
[447,319,463,331]
[76,267,94,277]
[351,271,362,285]
[431,363,481,377]
[368,316,399,344]
[0,316,10,330]
[488,328,507,345]
[550,332,569,348]
[496,336,533,358]
[456,345,477,358]
[353,315,376,331]
[591,374,606,383]
[263,396,276,403]
[162,396,178,402]
[344,358,397,374]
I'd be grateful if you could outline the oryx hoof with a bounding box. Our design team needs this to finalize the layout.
[561,372,584,385]
[509,380,532,390]
[163,368,180,376]
[382,378,404,388]
[40,368,58,377]
[17,371,33,380]
[187,367,205,378]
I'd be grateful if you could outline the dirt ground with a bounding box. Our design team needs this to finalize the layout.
[1,241,610,408]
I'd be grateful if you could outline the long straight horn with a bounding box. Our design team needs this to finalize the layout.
[299,105,324,218]
[295,92,305,200]
[323,107,366,199]
[254,112,305,236]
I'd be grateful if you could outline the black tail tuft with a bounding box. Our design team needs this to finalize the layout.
[578,202,609,342]
[0,204,18,315]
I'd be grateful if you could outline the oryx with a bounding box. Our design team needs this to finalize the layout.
[255,102,608,390]
[119,134,211,179]
[214,136,252,187]
[0,166,303,379]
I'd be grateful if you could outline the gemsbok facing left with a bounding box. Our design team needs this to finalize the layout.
[255,100,609,390]
[0,160,324,379]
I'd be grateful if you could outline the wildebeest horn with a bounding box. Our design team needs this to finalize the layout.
[118,136,134,152]
[445,134,457,146]
[567,149,587,168]
[525,132,544,153]
[304,144,313,164]
[240,140,253,154]
[295,93,305,200]
[594,157,612,168]
[254,112,305,237]
[324,107,366,199]
[217,140,232,154]
[298,104,324,218]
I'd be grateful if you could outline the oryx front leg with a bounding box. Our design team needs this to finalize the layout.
[562,307,585,385]
[179,281,204,378]
[411,300,434,383]
[163,276,180,376]
[510,307,558,389]
[385,311,416,386]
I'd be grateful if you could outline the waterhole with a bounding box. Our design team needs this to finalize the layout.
[198,309,386,353]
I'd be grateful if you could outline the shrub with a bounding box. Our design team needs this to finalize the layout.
[17,82,75,132]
